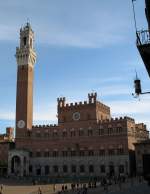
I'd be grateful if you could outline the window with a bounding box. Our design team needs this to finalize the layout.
[63,165,68,173]
[30,38,32,48]
[79,129,84,136]
[99,129,104,136]
[117,148,124,155]
[27,130,32,137]
[89,165,94,173]
[88,129,93,136]
[71,165,76,173]
[44,131,49,138]
[87,114,91,120]
[36,151,41,157]
[80,165,85,173]
[116,127,122,133]
[62,151,68,157]
[119,165,124,173]
[44,151,49,157]
[45,165,49,175]
[108,149,115,156]
[53,131,58,138]
[53,151,58,157]
[36,167,41,176]
[29,165,32,173]
[79,150,85,156]
[23,37,27,46]
[99,149,105,156]
[100,165,105,173]
[71,150,76,157]
[88,150,94,156]
[108,128,113,135]
[29,151,33,157]
[53,165,58,173]
[62,131,67,137]
[63,116,66,122]
[36,131,41,138]
[70,130,76,137]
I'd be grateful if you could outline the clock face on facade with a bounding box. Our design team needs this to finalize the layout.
[17,120,25,128]
[72,112,80,121]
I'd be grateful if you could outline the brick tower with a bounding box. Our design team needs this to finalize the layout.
[15,23,36,138]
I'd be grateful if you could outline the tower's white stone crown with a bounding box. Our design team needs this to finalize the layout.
[16,23,36,67]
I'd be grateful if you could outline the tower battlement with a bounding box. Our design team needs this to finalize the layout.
[58,92,101,109]
[57,93,111,124]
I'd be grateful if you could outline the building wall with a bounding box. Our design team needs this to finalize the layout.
[135,141,150,175]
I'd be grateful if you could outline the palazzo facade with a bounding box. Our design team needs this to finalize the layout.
[7,23,149,178]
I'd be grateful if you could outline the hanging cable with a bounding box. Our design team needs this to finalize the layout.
[131,0,138,33]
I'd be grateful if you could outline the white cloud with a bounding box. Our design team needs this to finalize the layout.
[0,0,133,48]
[0,111,15,120]
[109,99,150,114]
[100,85,131,96]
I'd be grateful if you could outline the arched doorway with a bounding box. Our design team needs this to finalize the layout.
[109,162,115,177]
[11,156,21,176]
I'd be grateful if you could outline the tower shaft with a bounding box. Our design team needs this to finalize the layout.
[15,23,36,138]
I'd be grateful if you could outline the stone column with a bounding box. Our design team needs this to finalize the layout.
[41,166,45,176]
[20,156,24,177]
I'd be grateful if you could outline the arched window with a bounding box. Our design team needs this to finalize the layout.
[88,150,94,156]
[44,130,49,138]
[116,127,123,133]
[99,128,104,135]
[108,148,115,156]
[71,150,76,157]
[36,131,41,138]
[23,37,27,46]
[30,38,33,48]
[44,150,49,157]
[36,151,41,157]
[117,145,124,155]
[79,150,85,156]
[70,129,76,137]
[108,128,113,135]
[53,130,58,137]
[62,130,67,137]
[99,149,105,156]
[62,150,68,157]
[88,128,93,136]
[79,128,84,136]
[53,150,58,157]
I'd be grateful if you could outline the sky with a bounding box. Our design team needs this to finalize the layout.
[0,0,150,134]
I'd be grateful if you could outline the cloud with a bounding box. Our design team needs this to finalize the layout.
[109,99,150,114]
[99,85,131,96]
[0,0,133,48]
[0,111,15,120]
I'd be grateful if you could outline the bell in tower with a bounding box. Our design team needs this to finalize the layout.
[15,23,36,138]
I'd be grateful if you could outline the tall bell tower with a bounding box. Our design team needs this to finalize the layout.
[15,23,36,138]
